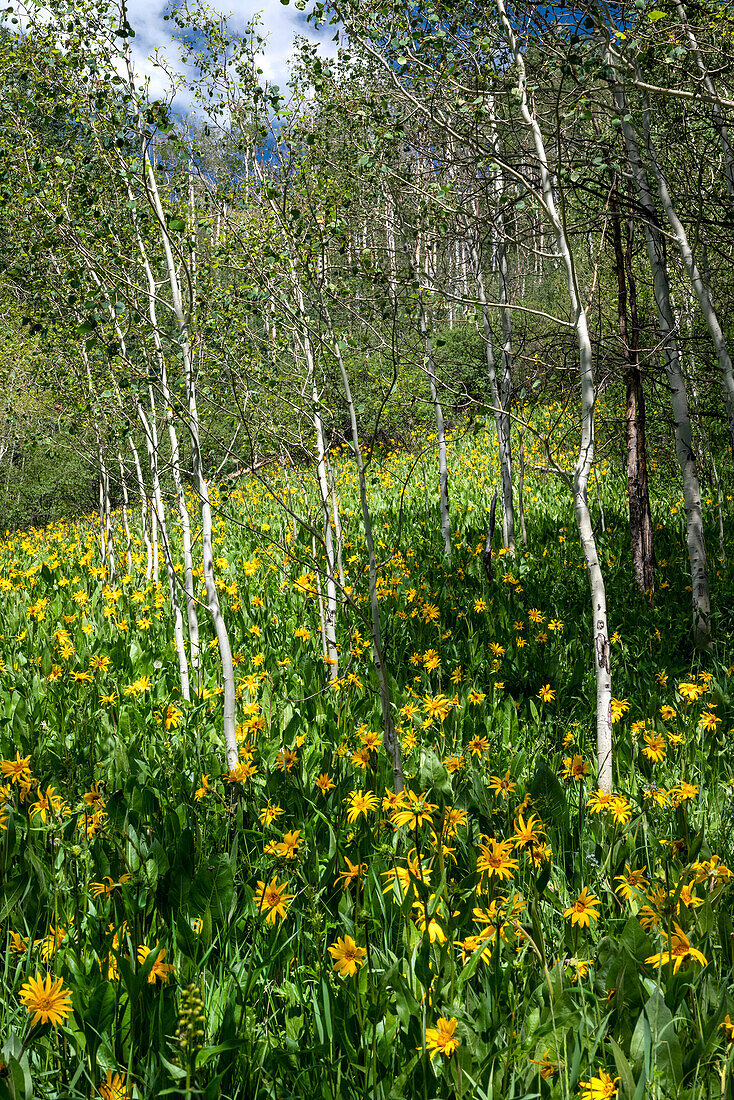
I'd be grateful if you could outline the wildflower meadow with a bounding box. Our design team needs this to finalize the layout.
[0,426,732,1099]
[2,2,734,1093]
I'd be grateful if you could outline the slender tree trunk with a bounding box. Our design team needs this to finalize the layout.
[103,462,115,582]
[325,311,403,791]
[80,346,109,573]
[492,134,516,530]
[309,369,339,680]
[151,499,159,583]
[312,531,329,663]
[636,85,734,468]
[143,150,236,765]
[97,454,107,565]
[118,450,133,575]
[465,218,515,553]
[518,427,528,547]
[498,0,612,788]
[131,440,153,580]
[139,387,191,703]
[130,198,201,689]
[185,375,235,749]
[688,366,727,567]
[292,283,339,681]
[614,70,711,648]
[611,181,655,592]
[86,264,192,691]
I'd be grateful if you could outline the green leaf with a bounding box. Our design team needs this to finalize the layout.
[419,749,452,797]
[188,858,234,922]
[77,982,116,1060]
[619,916,653,964]
[456,936,487,990]
[609,1036,637,1099]
[528,758,568,832]
[630,989,682,1085]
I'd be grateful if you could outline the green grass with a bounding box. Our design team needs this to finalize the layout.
[0,419,732,1099]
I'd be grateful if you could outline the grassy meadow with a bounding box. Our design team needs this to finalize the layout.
[0,413,733,1099]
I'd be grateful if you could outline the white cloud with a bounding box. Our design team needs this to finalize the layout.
[123,0,338,114]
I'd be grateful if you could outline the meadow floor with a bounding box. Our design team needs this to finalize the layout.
[1,425,733,1098]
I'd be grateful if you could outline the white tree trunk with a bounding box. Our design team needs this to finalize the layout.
[143,151,237,767]
[140,388,191,703]
[103,463,115,582]
[86,260,194,682]
[98,454,106,564]
[518,427,528,546]
[688,363,727,566]
[296,319,339,681]
[312,531,328,663]
[130,440,153,580]
[490,106,516,546]
[151,501,159,583]
[130,198,201,688]
[118,450,133,574]
[637,91,734,465]
[614,71,711,648]
[80,346,109,573]
[498,0,612,788]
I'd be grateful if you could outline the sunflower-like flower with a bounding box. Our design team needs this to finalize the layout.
[258,802,284,827]
[29,785,69,823]
[390,790,438,830]
[1,752,33,786]
[328,934,366,977]
[579,1068,619,1100]
[586,789,615,815]
[614,865,649,902]
[476,838,519,881]
[423,1016,460,1060]
[563,888,601,928]
[315,772,335,795]
[253,876,294,924]
[412,894,447,944]
[90,874,131,898]
[562,755,590,782]
[97,1069,130,1099]
[642,732,666,762]
[645,924,707,972]
[276,830,302,860]
[512,812,545,850]
[19,972,73,1027]
[467,735,489,757]
[487,771,516,799]
[136,943,174,983]
[345,789,379,824]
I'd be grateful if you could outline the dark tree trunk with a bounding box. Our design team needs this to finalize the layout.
[611,181,655,593]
